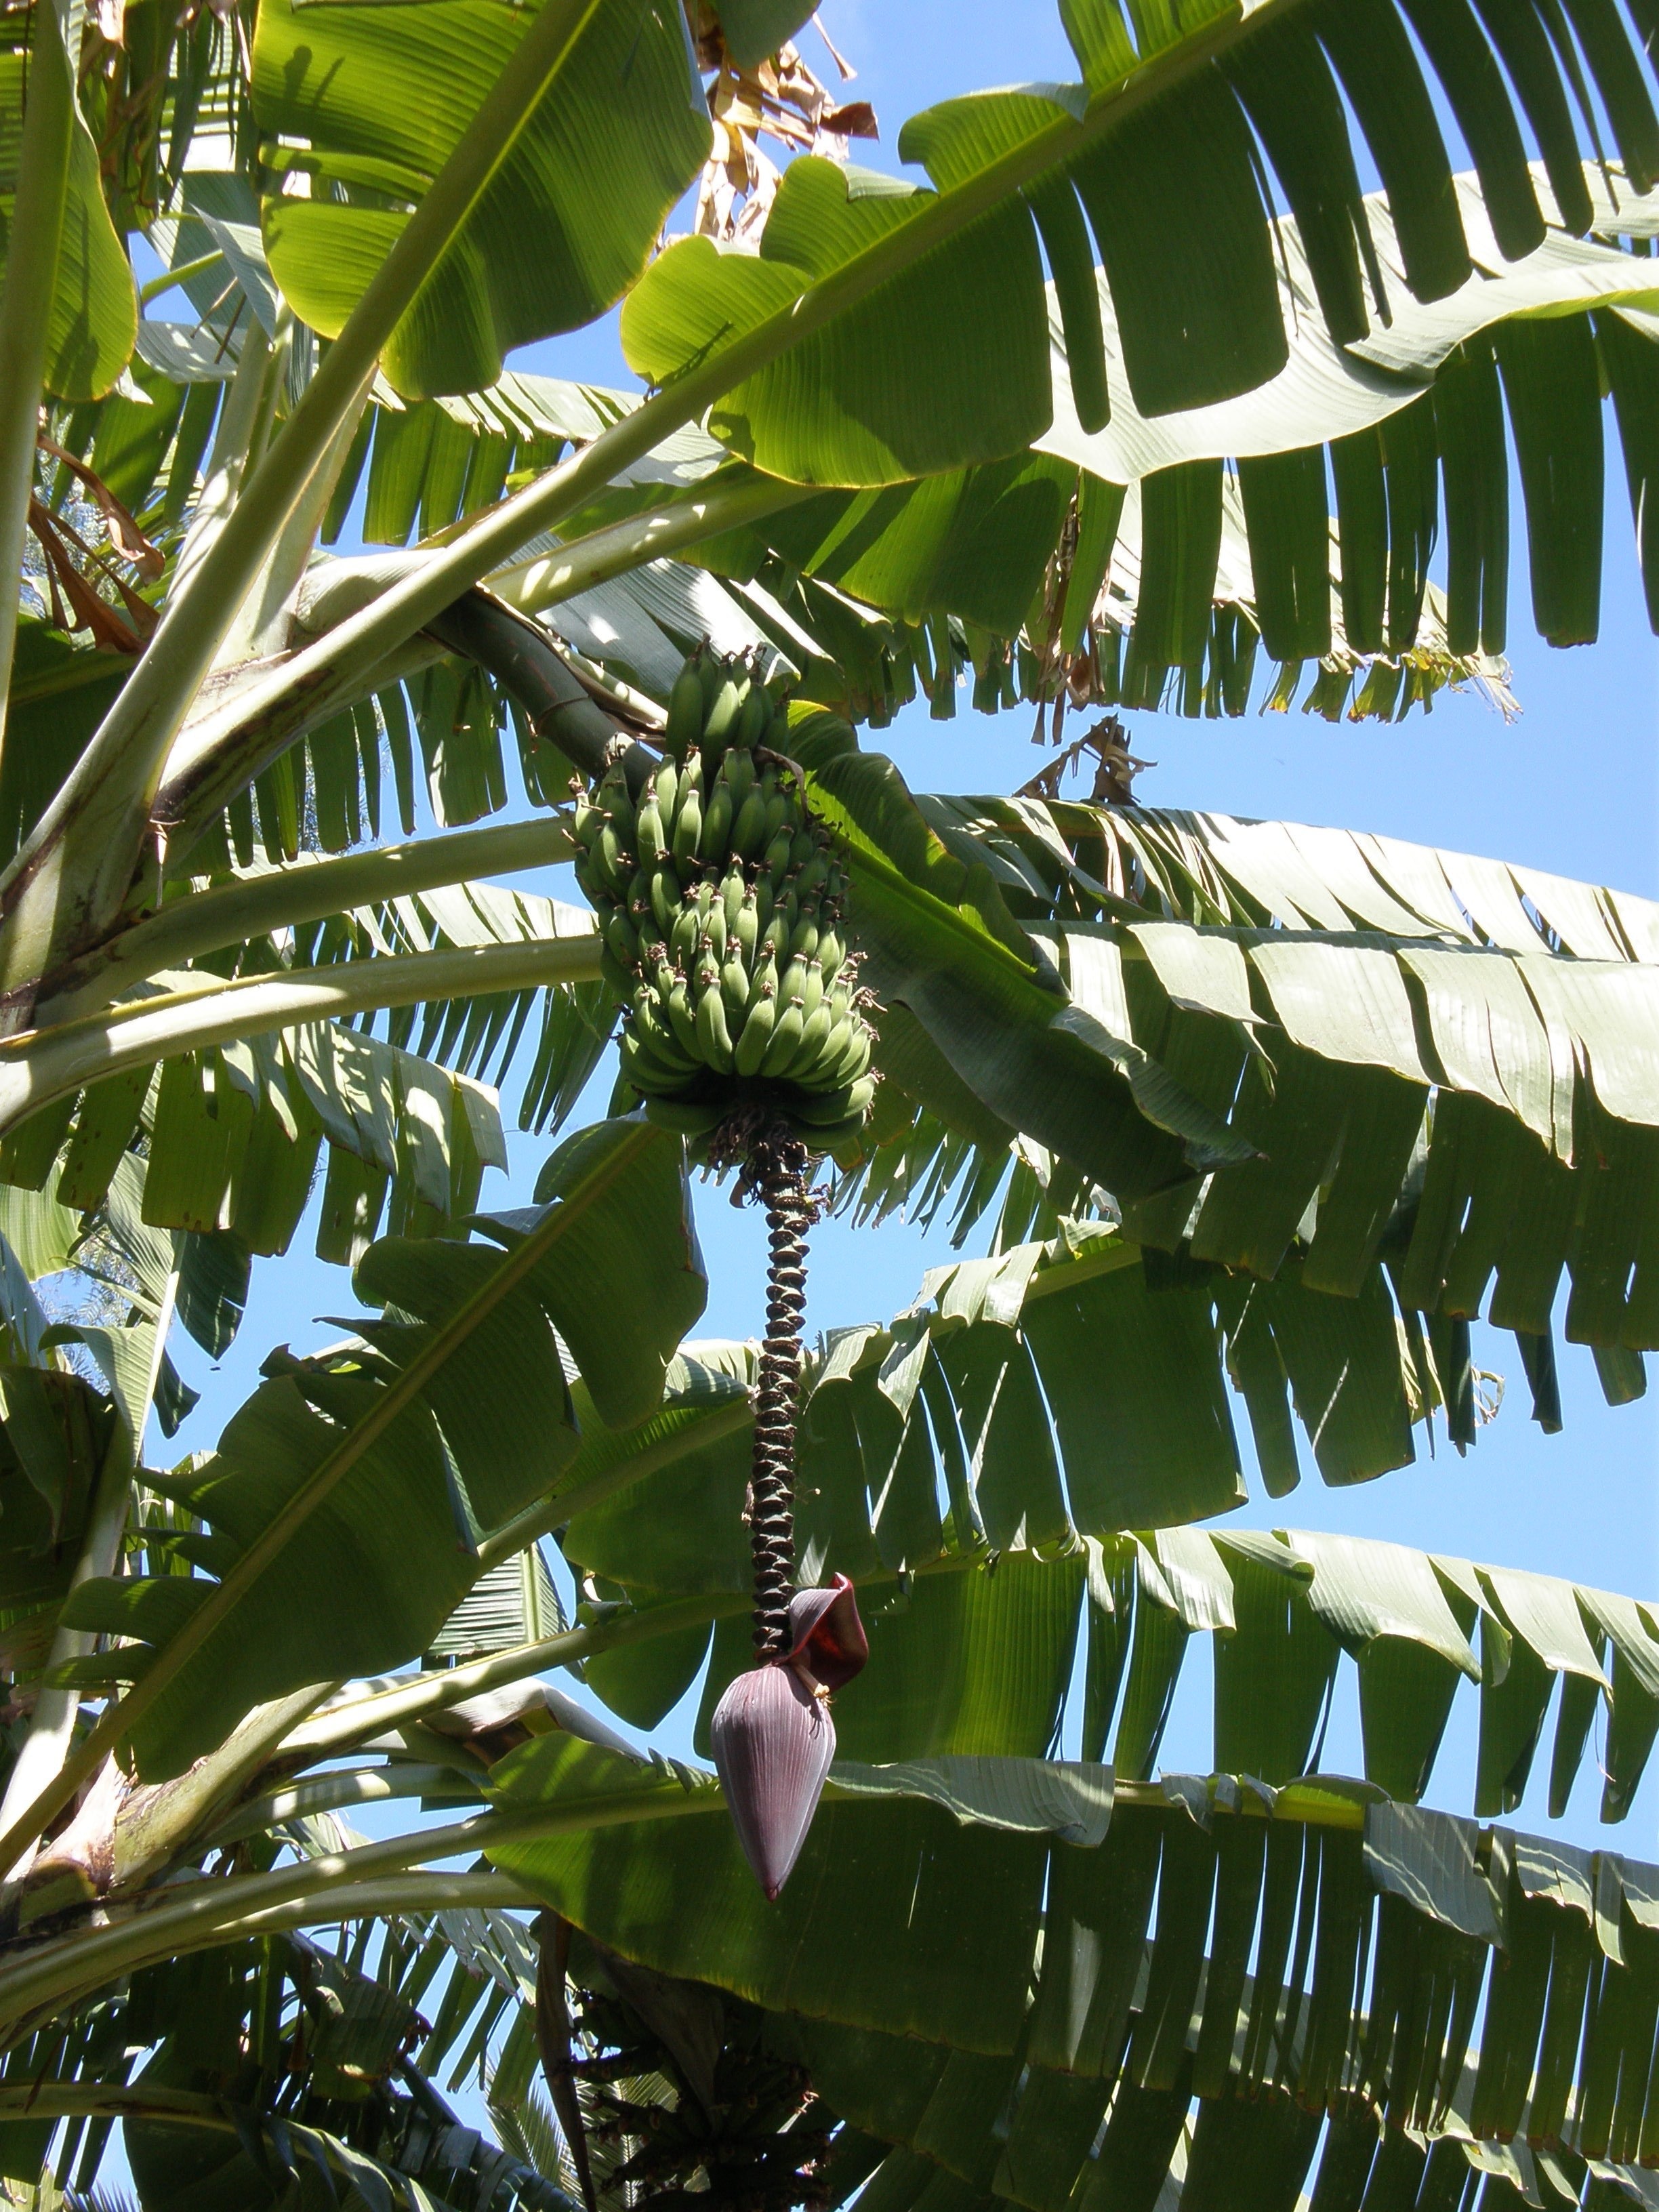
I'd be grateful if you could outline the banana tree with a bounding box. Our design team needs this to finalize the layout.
[4,0,1659,2201]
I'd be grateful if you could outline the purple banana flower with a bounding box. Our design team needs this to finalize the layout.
[784,1574,869,1691]
[712,1576,867,1900]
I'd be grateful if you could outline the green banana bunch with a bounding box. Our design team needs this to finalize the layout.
[573,647,876,1155]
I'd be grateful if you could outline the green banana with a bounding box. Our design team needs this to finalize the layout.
[790,905,821,962]
[621,1031,692,1094]
[604,909,638,970]
[598,762,634,848]
[624,1025,676,1084]
[670,902,700,967]
[695,976,735,1072]
[585,646,876,1151]
[671,787,703,865]
[701,783,733,863]
[745,951,779,1015]
[783,1000,834,1082]
[734,884,758,962]
[649,861,681,939]
[666,661,705,754]
[759,998,805,1077]
[722,869,747,941]
[595,819,628,895]
[737,682,770,745]
[652,756,679,825]
[599,947,632,997]
[730,784,769,861]
[796,1111,867,1155]
[634,791,664,859]
[734,989,777,1076]
[666,980,701,1059]
[790,1076,876,1126]
[703,676,743,754]
[822,1021,874,1088]
[646,1098,725,1140]
[724,747,756,808]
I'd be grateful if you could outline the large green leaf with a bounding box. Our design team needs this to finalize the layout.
[827,1554,1085,1764]
[724,453,1079,637]
[298,370,1491,748]
[606,172,1659,706]
[803,737,1250,1202]
[0,1364,111,1610]
[252,0,710,398]
[1040,167,1659,479]
[1,1011,514,1282]
[488,1736,1659,2208]
[560,1261,1659,1816]
[710,0,816,70]
[0,38,136,402]
[623,155,1052,484]
[878,797,1659,1367]
[562,1354,754,1597]
[0,1919,562,2209]
[1024,178,1659,682]
[488,1734,1046,2053]
[615,0,1659,480]
[58,1118,705,1776]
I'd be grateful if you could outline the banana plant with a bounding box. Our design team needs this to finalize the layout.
[4,0,1659,2203]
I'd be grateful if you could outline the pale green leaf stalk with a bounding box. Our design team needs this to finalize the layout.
[0,932,604,1137]
[167,319,278,607]
[13,1680,338,1925]
[213,336,375,672]
[279,1597,747,1766]
[159,465,813,844]
[0,0,74,766]
[41,815,579,1023]
[0,1794,716,2030]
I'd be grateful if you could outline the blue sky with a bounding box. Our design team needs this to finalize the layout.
[144,0,1659,1853]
